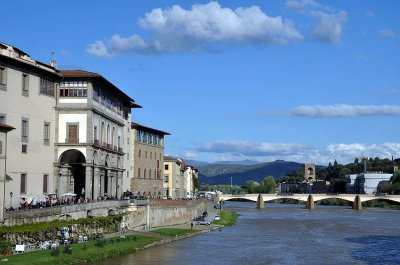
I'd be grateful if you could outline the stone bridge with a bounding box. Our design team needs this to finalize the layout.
[218,194,400,211]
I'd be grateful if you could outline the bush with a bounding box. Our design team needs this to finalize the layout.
[50,247,60,256]
[94,240,105,248]
[81,244,88,251]
[63,245,72,255]
[0,241,13,255]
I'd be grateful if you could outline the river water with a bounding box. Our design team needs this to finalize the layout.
[98,201,400,265]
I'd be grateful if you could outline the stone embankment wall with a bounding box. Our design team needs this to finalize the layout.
[123,199,207,230]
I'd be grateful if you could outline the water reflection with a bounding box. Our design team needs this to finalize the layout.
[96,201,400,265]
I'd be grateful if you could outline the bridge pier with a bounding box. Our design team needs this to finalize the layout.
[352,195,362,211]
[257,194,264,209]
[306,194,315,210]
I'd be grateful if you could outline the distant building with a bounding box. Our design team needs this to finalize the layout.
[304,163,316,181]
[163,156,184,199]
[130,122,169,198]
[183,165,198,199]
[346,173,393,194]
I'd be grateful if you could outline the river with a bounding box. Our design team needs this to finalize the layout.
[97,201,400,265]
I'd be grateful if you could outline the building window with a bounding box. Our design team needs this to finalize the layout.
[144,169,147,179]
[44,122,50,145]
[21,118,29,143]
[94,126,98,141]
[165,164,169,170]
[20,173,27,194]
[138,150,141,158]
[127,153,129,160]
[145,151,147,159]
[0,114,5,124]
[0,67,6,89]
[138,168,141,178]
[59,81,87,97]
[22,144,27,153]
[164,176,169,182]
[67,124,78,143]
[43,174,48,193]
[0,141,2,154]
[22,73,29,96]
[150,152,152,160]
[40,78,55,96]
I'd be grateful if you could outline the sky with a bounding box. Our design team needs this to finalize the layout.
[1,0,400,165]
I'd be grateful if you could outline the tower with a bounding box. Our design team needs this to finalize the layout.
[304,163,316,182]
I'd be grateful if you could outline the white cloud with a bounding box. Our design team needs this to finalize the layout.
[192,141,400,165]
[285,0,347,43]
[87,1,302,56]
[378,29,396,38]
[86,41,110,57]
[289,104,400,118]
[195,141,316,156]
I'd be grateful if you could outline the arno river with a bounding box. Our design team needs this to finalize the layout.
[97,201,400,265]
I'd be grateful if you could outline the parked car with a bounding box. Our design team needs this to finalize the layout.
[214,215,220,221]
[197,220,210,225]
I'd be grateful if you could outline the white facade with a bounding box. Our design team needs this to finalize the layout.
[0,43,140,208]
[0,43,58,209]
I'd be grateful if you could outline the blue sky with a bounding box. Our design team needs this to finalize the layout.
[2,0,400,165]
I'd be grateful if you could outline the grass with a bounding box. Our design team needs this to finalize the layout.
[4,235,158,265]
[212,210,239,226]
[151,228,198,237]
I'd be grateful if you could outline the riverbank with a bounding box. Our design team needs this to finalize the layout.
[1,207,238,265]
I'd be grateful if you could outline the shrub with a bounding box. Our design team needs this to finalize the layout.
[81,244,88,251]
[94,240,105,248]
[63,245,72,255]
[50,247,60,256]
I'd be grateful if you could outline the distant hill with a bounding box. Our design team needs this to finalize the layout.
[198,160,305,185]
[184,159,259,167]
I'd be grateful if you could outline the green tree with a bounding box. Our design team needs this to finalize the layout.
[262,176,277,193]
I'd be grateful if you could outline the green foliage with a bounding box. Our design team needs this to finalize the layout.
[0,214,125,243]
[63,245,72,255]
[0,241,13,254]
[95,240,105,248]
[151,228,195,237]
[50,247,60,257]
[212,210,239,226]
[280,171,304,183]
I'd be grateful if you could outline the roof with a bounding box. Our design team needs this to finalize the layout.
[0,123,15,133]
[59,70,142,108]
[131,122,170,135]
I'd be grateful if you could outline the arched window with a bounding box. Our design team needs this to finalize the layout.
[150,152,152,159]
[144,169,147,179]
[138,168,141,178]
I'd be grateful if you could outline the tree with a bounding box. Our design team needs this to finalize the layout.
[262,176,277,193]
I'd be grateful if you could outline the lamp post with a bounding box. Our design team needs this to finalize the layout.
[9,191,13,209]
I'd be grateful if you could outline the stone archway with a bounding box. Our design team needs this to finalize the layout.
[59,149,86,197]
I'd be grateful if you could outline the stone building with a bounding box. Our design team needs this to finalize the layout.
[304,163,316,181]
[0,43,60,209]
[183,165,198,199]
[130,122,169,198]
[56,70,141,200]
[0,43,141,207]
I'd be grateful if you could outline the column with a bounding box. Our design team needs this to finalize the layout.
[117,171,123,198]
[93,167,101,200]
[59,165,70,196]
[85,166,93,200]
[107,171,113,197]
[100,170,105,196]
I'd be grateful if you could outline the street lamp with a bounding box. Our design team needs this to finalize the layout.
[9,191,13,209]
